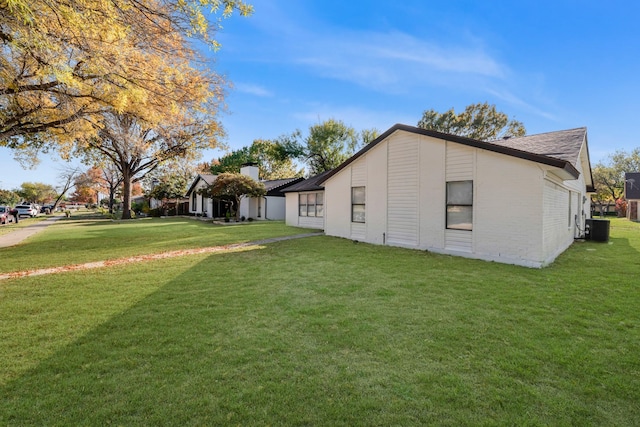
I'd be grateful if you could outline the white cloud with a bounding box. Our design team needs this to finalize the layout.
[287,28,508,94]
[234,83,274,97]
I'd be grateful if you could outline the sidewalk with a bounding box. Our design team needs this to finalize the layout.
[0,215,65,248]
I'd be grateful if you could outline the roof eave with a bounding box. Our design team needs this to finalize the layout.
[318,124,582,184]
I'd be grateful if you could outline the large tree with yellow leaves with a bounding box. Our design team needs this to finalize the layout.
[0,0,252,161]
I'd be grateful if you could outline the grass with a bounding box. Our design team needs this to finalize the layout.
[0,211,314,273]
[1,217,639,425]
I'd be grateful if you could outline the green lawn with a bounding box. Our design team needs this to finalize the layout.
[0,213,313,274]
[1,217,639,425]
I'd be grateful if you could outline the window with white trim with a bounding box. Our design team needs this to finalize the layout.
[446,180,473,230]
[191,192,197,211]
[299,192,324,217]
[351,186,365,223]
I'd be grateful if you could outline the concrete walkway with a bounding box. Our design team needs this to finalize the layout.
[0,215,65,248]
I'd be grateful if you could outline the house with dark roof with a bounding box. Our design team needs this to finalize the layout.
[185,165,303,220]
[625,172,640,221]
[281,169,332,230]
[292,123,593,268]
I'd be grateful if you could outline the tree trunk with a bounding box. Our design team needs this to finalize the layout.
[121,168,132,219]
[235,196,241,221]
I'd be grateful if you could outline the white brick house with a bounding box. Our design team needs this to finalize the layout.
[303,124,594,268]
[185,165,303,220]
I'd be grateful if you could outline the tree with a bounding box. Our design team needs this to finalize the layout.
[0,189,20,206]
[361,128,381,144]
[211,147,254,175]
[417,102,526,141]
[198,173,265,221]
[51,167,82,209]
[14,182,57,204]
[79,111,222,219]
[303,119,360,175]
[1,0,252,160]
[148,176,189,216]
[71,167,104,205]
[592,148,640,216]
[211,133,304,179]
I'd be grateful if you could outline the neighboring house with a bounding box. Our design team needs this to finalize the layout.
[310,124,594,268]
[185,165,303,220]
[238,164,304,220]
[185,173,223,217]
[281,170,332,230]
[625,172,640,221]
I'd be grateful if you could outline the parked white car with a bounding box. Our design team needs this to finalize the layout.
[14,204,39,218]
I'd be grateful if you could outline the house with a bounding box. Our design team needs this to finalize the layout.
[185,165,303,220]
[287,124,594,268]
[185,173,224,217]
[625,172,640,221]
[281,170,332,230]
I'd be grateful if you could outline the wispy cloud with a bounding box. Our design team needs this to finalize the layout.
[234,83,274,97]
[295,30,506,89]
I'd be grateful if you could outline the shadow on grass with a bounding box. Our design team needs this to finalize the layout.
[2,235,639,425]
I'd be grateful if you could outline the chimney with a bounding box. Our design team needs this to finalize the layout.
[240,162,259,181]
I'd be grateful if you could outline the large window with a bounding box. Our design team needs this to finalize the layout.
[351,186,366,223]
[191,192,197,211]
[299,192,324,217]
[446,180,473,230]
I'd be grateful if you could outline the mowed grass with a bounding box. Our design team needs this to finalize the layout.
[1,218,639,425]
[0,213,313,273]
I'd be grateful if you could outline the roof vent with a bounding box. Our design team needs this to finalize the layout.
[503,136,511,140]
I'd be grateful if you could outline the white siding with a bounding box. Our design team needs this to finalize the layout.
[351,158,367,241]
[445,142,474,252]
[324,169,353,238]
[446,143,474,181]
[474,150,544,265]
[323,128,589,268]
[542,178,573,260]
[284,192,324,229]
[387,136,419,246]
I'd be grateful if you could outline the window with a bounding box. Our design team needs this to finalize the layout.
[446,180,473,230]
[299,192,324,217]
[202,194,207,212]
[351,186,365,223]
[191,192,197,211]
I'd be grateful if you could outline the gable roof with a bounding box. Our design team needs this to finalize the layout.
[281,170,333,193]
[263,177,305,196]
[491,127,586,166]
[185,173,217,197]
[492,127,594,191]
[319,124,588,185]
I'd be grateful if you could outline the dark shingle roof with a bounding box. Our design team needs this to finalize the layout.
[281,170,333,193]
[489,127,587,168]
[263,177,305,196]
[185,173,217,196]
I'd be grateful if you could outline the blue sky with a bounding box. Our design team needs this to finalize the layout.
[2,0,639,191]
